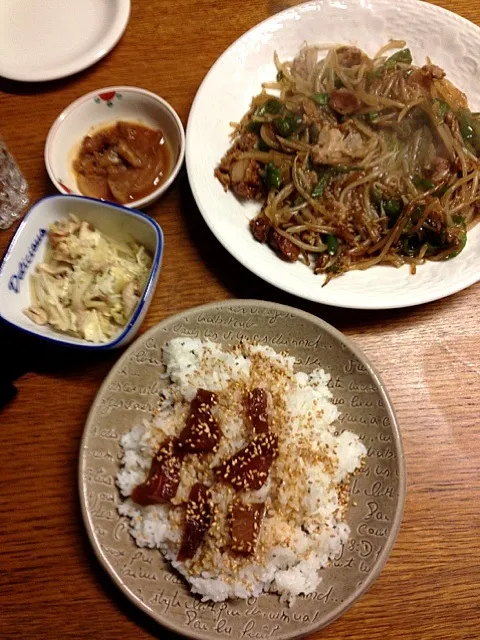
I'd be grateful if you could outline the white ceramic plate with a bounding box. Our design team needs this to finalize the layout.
[186,0,480,310]
[0,0,130,82]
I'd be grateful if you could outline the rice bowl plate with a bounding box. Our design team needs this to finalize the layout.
[116,339,366,603]
[79,300,405,639]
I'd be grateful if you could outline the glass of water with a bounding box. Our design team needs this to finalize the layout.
[0,139,29,230]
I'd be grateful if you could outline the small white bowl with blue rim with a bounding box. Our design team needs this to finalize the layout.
[0,194,163,349]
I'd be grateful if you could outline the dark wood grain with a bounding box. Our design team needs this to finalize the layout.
[1,1,479,639]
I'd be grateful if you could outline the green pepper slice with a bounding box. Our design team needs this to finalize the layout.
[312,172,332,198]
[413,177,435,191]
[274,112,303,137]
[457,109,480,154]
[326,234,338,256]
[257,98,283,116]
[385,48,413,68]
[433,98,450,121]
[384,199,403,217]
[265,162,282,189]
[247,121,262,134]
[444,231,467,259]
[311,92,329,106]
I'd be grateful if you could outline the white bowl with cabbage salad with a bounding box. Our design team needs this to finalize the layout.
[0,194,163,348]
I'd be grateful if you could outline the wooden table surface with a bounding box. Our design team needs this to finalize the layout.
[1,1,479,639]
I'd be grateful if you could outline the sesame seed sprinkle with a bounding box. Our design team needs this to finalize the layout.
[118,339,367,596]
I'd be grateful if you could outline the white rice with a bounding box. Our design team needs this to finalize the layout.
[116,338,366,603]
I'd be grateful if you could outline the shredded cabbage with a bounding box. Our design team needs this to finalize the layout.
[24,214,152,343]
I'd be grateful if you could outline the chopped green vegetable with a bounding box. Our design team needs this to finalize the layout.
[257,98,283,116]
[311,92,329,106]
[435,184,449,198]
[403,207,423,233]
[402,237,419,256]
[372,187,402,219]
[433,98,450,121]
[367,112,379,122]
[413,176,435,191]
[265,162,282,190]
[247,120,262,133]
[457,109,480,154]
[404,68,414,78]
[274,117,291,137]
[411,207,423,224]
[452,215,466,228]
[274,112,302,137]
[276,70,284,81]
[371,186,383,206]
[258,138,270,152]
[444,230,467,259]
[384,199,402,217]
[311,166,360,198]
[385,48,413,68]
[367,67,383,81]
[312,172,331,198]
[326,234,338,256]
[458,112,475,142]
[425,241,441,256]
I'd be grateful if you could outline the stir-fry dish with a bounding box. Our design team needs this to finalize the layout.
[24,215,151,342]
[215,41,480,282]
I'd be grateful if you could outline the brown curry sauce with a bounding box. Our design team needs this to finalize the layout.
[73,121,171,204]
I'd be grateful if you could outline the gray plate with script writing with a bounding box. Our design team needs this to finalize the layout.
[79,300,406,639]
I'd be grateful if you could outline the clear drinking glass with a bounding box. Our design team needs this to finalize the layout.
[0,139,29,230]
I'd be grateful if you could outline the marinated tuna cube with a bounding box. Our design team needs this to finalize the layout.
[176,389,222,454]
[178,483,213,561]
[230,500,265,556]
[131,438,182,506]
[192,389,218,409]
[245,388,269,434]
[214,432,278,491]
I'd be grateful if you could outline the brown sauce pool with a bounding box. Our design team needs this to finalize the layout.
[73,121,171,204]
